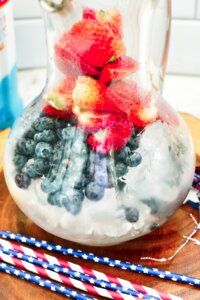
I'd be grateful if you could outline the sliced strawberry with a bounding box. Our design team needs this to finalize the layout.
[73,106,114,131]
[55,41,100,77]
[87,115,132,153]
[109,79,157,126]
[83,8,122,38]
[100,56,139,84]
[59,20,125,68]
[130,102,158,126]
[45,76,75,111]
[72,76,122,114]
[57,76,76,94]
[108,79,147,113]
[43,105,73,119]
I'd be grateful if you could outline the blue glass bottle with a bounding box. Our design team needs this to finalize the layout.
[0,0,23,129]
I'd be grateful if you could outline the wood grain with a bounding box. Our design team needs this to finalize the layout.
[0,114,199,300]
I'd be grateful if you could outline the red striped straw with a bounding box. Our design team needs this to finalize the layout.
[0,247,136,300]
[0,238,180,300]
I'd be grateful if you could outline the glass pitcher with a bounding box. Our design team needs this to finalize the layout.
[4,0,195,246]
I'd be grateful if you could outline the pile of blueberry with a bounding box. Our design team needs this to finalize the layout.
[13,114,143,218]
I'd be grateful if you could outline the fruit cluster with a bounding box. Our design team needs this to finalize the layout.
[44,8,157,154]
[13,8,159,217]
[13,113,143,217]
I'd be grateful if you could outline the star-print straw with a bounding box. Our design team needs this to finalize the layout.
[0,246,134,300]
[0,246,155,300]
[0,262,96,300]
[1,230,199,288]
[0,238,181,300]
[193,168,200,191]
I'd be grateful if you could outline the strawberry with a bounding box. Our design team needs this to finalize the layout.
[83,8,122,38]
[130,102,158,126]
[109,79,157,126]
[43,105,73,119]
[87,115,132,153]
[100,56,139,84]
[57,75,76,95]
[59,20,125,68]
[108,79,147,113]
[73,106,114,132]
[45,76,75,111]
[82,8,96,20]
[72,76,122,114]
[55,40,100,77]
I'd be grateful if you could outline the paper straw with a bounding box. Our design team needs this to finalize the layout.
[0,261,95,300]
[0,246,154,300]
[0,238,180,300]
[0,231,199,289]
[0,246,131,300]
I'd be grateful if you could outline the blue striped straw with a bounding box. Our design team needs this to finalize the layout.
[0,246,157,300]
[0,231,199,288]
[0,261,95,300]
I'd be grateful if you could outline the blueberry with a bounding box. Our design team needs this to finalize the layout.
[85,182,105,201]
[115,163,128,178]
[67,176,84,189]
[16,138,28,155]
[25,139,37,156]
[16,139,36,156]
[142,198,158,214]
[117,179,126,191]
[27,164,39,179]
[15,140,24,156]
[75,129,87,142]
[34,117,55,131]
[24,128,36,139]
[107,173,115,188]
[81,176,89,188]
[91,152,107,167]
[86,152,96,178]
[63,189,84,215]
[61,127,76,141]
[126,152,142,167]
[35,142,52,159]
[48,192,66,207]
[52,141,65,165]
[72,142,88,157]
[34,159,50,175]
[54,118,66,129]
[15,173,31,189]
[71,156,87,169]
[95,172,108,187]
[65,168,87,189]
[115,147,131,162]
[41,180,52,193]
[72,131,88,156]
[125,207,139,223]
[41,179,61,194]
[56,128,63,139]
[13,155,28,170]
[127,136,140,150]
[34,130,57,143]
[94,169,108,187]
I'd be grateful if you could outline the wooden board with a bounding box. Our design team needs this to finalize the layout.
[0,114,199,300]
